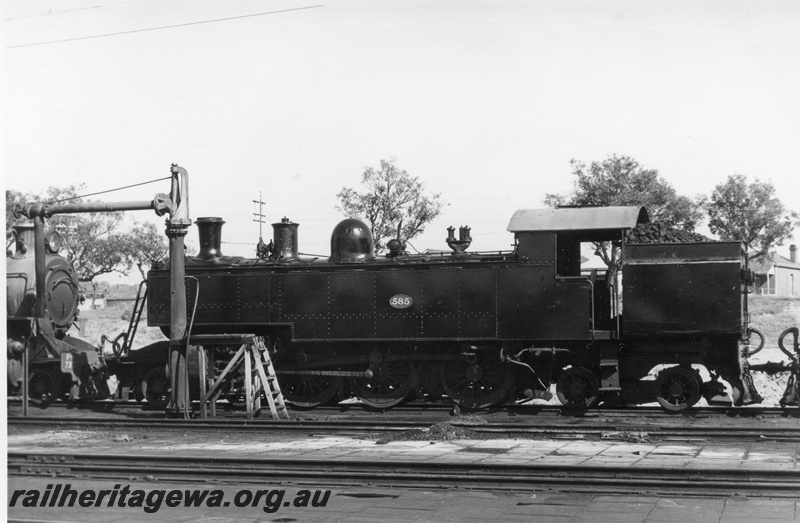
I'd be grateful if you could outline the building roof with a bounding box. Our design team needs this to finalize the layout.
[775,253,800,269]
[750,252,800,274]
[507,206,649,233]
[750,258,772,274]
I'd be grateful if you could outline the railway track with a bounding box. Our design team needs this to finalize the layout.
[9,416,800,443]
[8,398,800,419]
[8,451,800,498]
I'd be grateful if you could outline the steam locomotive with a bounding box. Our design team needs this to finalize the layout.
[6,223,169,404]
[146,206,763,411]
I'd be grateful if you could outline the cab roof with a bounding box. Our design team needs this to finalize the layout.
[507,206,649,233]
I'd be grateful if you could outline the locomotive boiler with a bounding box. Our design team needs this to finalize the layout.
[147,206,762,411]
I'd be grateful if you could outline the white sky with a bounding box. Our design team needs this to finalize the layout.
[4,1,800,283]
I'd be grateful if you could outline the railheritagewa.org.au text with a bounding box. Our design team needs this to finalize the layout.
[9,483,331,514]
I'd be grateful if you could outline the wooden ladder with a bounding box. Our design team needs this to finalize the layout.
[248,336,289,420]
[196,334,289,420]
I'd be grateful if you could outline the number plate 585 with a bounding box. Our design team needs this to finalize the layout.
[389,294,413,309]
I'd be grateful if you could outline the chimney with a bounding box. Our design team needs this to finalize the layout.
[272,217,299,261]
[11,223,34,257]
[791,244,797,264]
[194,217,225,261]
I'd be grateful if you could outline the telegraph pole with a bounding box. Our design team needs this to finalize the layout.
[253,192,268,259]
[253,192,266,241]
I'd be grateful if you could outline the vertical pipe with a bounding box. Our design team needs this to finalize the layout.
[33,216,46,318]
[24,215,48,417]
[164,165,191,418]
[22,338,28,417]
[165,223,190,417]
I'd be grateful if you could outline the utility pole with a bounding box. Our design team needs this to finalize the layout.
[253,192,268,259]
[253,192,266,240]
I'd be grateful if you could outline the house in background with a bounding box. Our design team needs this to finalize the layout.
[105,292,138,310]
[78,292,106,310]
[751,245,800,296]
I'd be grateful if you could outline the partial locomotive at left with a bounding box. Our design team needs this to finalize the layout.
[6,223,167,403]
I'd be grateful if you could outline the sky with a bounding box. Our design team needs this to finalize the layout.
[4,0,800,283]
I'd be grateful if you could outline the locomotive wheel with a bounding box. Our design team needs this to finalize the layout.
[28,368,62,404]
[556,367,600,410]
[219,364,246,407]
[132,376,145,402]
[416,362,445,399]
[654,366,701,412]
[350,351,416,409]
[441,351,513,410]
[224,384,245,407]
[279,348,342,408]
[141,367,169,408]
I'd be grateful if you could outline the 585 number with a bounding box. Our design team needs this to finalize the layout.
[389,294,413,309]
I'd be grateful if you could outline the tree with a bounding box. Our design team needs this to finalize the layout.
[6,185,168,282]
[544,155,703,268]
[126,221,169,279]
[702,174,799,260]
[336,159,444,251]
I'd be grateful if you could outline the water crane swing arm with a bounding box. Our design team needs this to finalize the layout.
[14,164,189,221]
[12,165,190,416]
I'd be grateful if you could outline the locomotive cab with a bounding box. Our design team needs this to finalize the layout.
[507,206,649,340]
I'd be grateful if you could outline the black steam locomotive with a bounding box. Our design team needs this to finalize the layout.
[147,206,762,411]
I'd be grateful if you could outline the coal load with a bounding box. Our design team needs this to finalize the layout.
[626,222,711,244]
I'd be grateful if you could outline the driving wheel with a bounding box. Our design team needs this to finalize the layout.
[441,351,513,409]
[654,366,701,412]
[556,367,600,410]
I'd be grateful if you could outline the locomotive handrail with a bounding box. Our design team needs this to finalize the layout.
[114,279,150,358]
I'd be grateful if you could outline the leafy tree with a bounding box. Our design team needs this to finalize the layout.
[6,184,168,282]
[126,221,169,279]
[702,174,799,260]
[544,155,703,268]
[336,159,444,251]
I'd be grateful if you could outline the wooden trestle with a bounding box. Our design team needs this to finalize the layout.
[193,334,289,420]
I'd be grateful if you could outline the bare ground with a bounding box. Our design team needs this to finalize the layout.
[73,306,167,354]
[747,295,800,406]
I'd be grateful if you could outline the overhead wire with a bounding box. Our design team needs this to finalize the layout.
[6,5,324,49]
[5,5,102,21]
[47,176,171,204]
